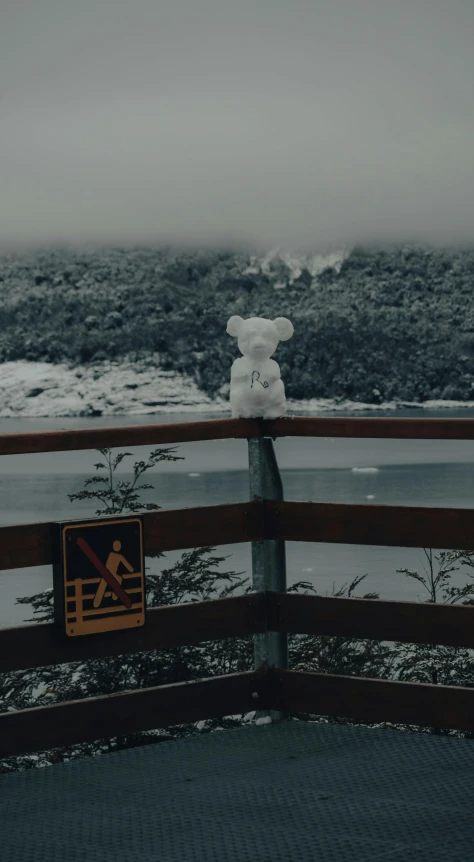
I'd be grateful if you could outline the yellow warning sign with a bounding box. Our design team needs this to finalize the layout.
[53,517,145,637]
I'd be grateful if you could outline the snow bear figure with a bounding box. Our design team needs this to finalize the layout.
[226,315,294,419]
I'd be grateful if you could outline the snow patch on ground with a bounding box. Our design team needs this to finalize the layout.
[0,360,473,419]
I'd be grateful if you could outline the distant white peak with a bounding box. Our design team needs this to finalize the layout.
[278,250,302,282]
[260,247,301,282]
[243,247,350,284]
[261,246,282,268]
[306,249,349,276]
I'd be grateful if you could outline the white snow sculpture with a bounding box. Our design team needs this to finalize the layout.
[226,315,294,419]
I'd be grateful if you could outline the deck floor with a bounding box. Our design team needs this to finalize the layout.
[1,718,474,861]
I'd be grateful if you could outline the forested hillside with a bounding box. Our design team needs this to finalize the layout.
[0,244,473,404]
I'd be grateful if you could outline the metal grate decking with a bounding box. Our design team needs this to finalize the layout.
[1,719,474,862]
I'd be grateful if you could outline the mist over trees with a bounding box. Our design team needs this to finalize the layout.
[0,243,473,404]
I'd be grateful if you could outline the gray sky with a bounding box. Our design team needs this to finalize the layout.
[1,0,474,251]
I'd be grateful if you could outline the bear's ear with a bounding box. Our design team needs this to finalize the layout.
[226,315,244,337]
[273,317,294,341]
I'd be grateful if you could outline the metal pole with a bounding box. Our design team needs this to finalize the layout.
[248,435,288,721]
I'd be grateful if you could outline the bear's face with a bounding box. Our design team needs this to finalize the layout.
[226,315,294,361]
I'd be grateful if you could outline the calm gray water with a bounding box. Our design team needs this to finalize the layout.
[2,408,474,628]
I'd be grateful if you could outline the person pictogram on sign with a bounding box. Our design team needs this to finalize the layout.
[93,539,134,608]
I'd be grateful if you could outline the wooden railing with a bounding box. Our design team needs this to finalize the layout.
[2,415,474,759]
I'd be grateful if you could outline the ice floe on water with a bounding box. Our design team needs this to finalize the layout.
[352,467,379,473]
[255,716,272,726]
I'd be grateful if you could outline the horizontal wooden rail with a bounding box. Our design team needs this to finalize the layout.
[0,666,271,758]
[275,668,474,733]
[3,499,474,572]
[4,590,473,675]
[143,501,262,551]
[267,592,474,649]
[0,501,262,571]
[267,500,474,550]
[4,661,474,756]
[156,498,474,553]
[267,416,474,440]
[1,416,474,458]
[0,593,265,673]
[0,418,262,457]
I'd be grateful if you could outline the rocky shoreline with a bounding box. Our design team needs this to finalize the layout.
[0,359,226,418]
[1,360,474,419]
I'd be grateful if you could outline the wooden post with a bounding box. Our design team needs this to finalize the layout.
[248,435,288,721]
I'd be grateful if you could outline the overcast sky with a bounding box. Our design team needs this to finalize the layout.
[1,0,474,251]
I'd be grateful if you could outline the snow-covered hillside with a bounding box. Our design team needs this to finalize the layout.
[2,243,472,407]
[0,359,226,418]
[1,359,473,419]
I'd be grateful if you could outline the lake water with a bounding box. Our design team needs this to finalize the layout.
[2,408,474,628]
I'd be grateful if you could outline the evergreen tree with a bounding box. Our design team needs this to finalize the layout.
[392,549,474,736]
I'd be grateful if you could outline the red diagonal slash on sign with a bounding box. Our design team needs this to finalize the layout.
[76,536,133,608]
